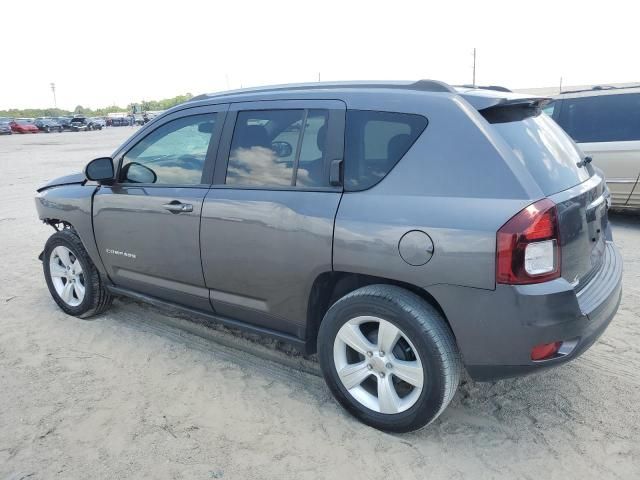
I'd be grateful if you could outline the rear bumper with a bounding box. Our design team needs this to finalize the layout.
[429,241,623,381]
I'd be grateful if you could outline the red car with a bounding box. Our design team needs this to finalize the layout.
[10,119,39,134]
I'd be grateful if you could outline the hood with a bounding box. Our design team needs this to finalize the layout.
[37,172,86,192]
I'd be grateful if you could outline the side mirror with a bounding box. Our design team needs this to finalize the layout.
[122,162,158,184]
[84,157,114,184]
[198,121,214,133]
[271,141,293,158]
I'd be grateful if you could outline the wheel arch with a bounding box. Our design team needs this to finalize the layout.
[305,271,454,354]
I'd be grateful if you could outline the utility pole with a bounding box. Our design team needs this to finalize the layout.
[472,48,476,87]
[318,72,321,82]
[559,76,563,93]
[50,82,57,108]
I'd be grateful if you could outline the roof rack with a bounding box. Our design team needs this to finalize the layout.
[190,80,456,102]
[456,84,512,93]
[560,84,640,95]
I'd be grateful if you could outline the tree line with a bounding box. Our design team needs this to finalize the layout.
[0,93,194,118]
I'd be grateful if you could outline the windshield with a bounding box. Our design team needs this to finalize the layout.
[489,111,591,195]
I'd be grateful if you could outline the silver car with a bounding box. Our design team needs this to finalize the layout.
[0,121,11,135]
[35,81,622,432]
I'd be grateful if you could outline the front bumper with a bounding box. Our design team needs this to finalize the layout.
[429,241,623,381]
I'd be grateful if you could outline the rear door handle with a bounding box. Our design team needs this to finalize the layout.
[163,201,193,213]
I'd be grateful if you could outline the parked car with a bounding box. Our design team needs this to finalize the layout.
[35,80,622,432]
[34,118,63,133]
[88,117,106,130]
[107,116,131,127]
[69,116,89,131]
[544,85,640,210]
[0,121,11,135]
[56,117,74,131]
[10,119,39,133]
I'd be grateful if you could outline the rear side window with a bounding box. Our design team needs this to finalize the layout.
[345,110,428,191]
[226,109,329,187]
[489,110,590,195]
[557,93,640,142]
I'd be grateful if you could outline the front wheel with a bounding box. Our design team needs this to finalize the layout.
[318,285,461,432]
[43,229,113,318]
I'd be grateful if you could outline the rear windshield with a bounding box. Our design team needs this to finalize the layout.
[487,109,590,195]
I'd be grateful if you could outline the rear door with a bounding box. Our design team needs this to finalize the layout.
[487,107,608,289]
[201,100,345,337]
[93,105,226,310]
[555,92,640,208]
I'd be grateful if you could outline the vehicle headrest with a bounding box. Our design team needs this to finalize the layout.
[387,133,411,160]
[235,125,271,149]
[317,124,327,152]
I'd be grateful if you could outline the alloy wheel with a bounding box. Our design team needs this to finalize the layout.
[333,316,424,414]
[49,246,86,307]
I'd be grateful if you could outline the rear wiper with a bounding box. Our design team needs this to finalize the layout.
[576,156,593,168]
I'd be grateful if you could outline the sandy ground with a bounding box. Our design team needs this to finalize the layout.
[0,128,639,479]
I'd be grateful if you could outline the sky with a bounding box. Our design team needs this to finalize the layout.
[1,0,638,110]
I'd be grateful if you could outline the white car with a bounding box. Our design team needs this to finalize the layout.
[544,86,640,210]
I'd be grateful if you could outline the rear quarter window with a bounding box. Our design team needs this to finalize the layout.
[344,110,428,191]
[488,110,591,195]
[557,93,640,143]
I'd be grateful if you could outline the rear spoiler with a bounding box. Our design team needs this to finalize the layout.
[463,96,552,124]
[458,89,550,112]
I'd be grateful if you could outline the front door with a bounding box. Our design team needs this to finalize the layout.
[93,105,226,310]
[201,100,345,338]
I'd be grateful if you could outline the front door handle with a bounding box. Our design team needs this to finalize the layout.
[163,201,193,213]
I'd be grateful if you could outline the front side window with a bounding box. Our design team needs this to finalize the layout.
[120,113,217,185]
[344,110,428,191]
[226,109,329,187]
[557,93,640,143]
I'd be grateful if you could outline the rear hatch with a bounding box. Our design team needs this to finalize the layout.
[477,95,609,290]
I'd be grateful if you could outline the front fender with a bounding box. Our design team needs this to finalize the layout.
[35,184,109,280]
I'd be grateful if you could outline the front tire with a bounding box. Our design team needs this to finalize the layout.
[43,229,113,318]
[318,285,461,432]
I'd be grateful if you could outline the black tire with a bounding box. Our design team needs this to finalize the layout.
[45,126,50,133]
[43,229,113,318]
[318,285,461,432]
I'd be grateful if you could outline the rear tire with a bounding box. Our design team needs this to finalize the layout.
[43,229,113,318]
[318,285,461,432]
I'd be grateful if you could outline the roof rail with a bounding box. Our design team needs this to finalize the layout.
[560,84,640,95]
[189,79,456,102]
[456,84,512,92]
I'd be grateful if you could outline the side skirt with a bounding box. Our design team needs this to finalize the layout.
[106,285,308,351]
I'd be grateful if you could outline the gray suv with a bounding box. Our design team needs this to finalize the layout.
[35,80,622,432]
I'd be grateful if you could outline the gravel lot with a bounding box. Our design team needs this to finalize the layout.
[1,128,639,479]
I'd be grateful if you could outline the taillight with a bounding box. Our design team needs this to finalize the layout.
[496,198,561,284]
[530,341,562,361]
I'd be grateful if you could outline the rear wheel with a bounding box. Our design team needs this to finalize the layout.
[43,229,113,318]
[318,285,461,432]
